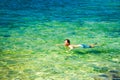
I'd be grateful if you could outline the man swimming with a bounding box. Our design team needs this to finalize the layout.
[64,39,97,51]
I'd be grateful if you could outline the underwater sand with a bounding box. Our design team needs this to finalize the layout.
[0,0,120,80]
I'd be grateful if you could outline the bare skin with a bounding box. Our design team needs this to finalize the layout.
[64,40,80,50]
[64,39,96,51]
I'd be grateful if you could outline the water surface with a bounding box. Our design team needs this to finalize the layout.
[0,0,120,80]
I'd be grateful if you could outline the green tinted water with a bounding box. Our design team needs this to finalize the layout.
[0,21,120,80]
[0,0,120,80]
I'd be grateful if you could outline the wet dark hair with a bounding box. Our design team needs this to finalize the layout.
[65,39,70,44]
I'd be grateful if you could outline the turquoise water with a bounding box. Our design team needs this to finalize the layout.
[0,0,120,80]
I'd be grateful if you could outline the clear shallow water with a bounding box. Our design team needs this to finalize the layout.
[0,0,120,80]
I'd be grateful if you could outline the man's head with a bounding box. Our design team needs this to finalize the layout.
[64,39,70,46]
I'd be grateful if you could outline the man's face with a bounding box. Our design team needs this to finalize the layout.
[64,40,68,44]
[64,40,69,46]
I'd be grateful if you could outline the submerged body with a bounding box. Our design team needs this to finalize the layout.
[64,39,96,51]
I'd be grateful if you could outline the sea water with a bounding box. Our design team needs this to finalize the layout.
[0,0,120,80]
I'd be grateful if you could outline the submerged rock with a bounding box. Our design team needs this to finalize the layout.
[3,34,11,37]
[93,66,109,73]
[109,70,120,80]
[93,74,109,80]
[93,70,120,80]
